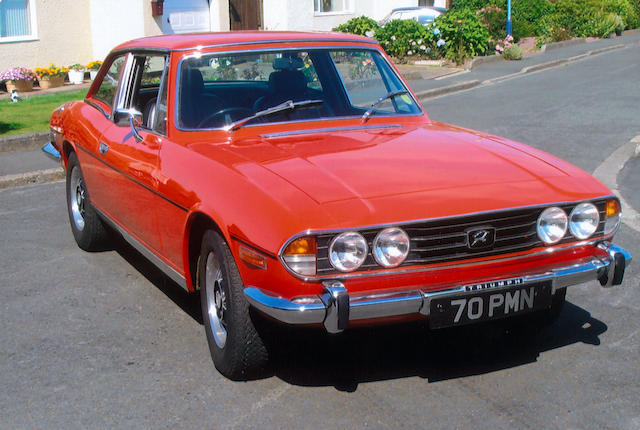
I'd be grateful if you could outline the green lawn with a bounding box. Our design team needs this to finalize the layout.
[0,90,88,137]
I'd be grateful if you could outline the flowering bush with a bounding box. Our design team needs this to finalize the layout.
[375,19,439,61]
[0,66,37,82]
[86,61,103,71]
[35,64,69,78]
[494,34,514,54]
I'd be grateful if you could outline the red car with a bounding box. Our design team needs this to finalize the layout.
[44,32,631,380]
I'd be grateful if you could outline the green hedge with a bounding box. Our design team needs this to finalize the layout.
[333,15,380,36]
[435,8,491,63]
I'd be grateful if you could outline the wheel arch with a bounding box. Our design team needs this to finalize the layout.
[61,140,76,168]
[184,210,227,292]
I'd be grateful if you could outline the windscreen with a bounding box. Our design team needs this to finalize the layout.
[177,48,420,129]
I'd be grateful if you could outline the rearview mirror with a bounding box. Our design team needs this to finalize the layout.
[113,108,143,142]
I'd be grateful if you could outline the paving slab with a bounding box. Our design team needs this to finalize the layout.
[0,149,59,176]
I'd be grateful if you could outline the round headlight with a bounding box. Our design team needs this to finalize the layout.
[569,203,599,239]
[373,227,410,268]
[329,232,368,272]
[537,207,568,244]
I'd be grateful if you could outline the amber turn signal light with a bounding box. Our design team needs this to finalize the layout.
[283,236,317,255]
[605,199,621,217]
[239,246,267,270]
[282,236,317,276]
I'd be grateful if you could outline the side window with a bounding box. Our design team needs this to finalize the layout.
[153,59,169,135]
[130,55,168,132]
[93,56,126,110]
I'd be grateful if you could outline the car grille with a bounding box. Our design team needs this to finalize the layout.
[315,199,607,275]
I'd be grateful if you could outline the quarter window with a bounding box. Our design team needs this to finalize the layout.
[93,56,126,112]
[130,55,168,132]
[0,0,37,41]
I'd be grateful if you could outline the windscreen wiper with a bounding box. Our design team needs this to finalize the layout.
[361,90,409,123]
[225,99,324,132]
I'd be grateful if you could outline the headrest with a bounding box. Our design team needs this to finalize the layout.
[181,68,204,94]
[268,69,307,95]
[273,56,304,71]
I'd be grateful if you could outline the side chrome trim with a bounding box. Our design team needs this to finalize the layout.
[42,142,61,161]
[93,206,189,291]
[261,124,402,138]
[244,244,631,331]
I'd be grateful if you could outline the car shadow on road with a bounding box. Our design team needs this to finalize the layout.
[111,235,203,324]
[109,235,608,391]
[268,302,607,392]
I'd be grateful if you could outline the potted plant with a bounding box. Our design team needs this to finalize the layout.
[86,61,102,80]
[68,64,85,84]
[35,64,69,89]
[0,67,37,92]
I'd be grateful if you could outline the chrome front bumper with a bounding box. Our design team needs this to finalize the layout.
[244,243,632,333]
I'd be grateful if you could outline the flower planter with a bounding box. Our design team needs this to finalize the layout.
[38,75,65,89]
[68,69,85,84]
[89,70,98,80]
[5,79,34,92]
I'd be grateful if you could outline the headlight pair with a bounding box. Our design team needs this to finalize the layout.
[329,228,410,272]
[537,200,617,244]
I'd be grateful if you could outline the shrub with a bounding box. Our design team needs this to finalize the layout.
[502,44,524,60]
[512,0,555,38]
[477,6,507,41]
[435,8,491,63]
[375,19,438,61]
[548,0,634,36]
[601,0,640,28]
[333,15,380,36]
[451,0,497,10]
[535,14,572,47]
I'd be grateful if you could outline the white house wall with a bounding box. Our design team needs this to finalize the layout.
[89,0,162,61]
[262,0,420,31]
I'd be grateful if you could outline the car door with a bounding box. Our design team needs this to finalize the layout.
[95,54,170,256]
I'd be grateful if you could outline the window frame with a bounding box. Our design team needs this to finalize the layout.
[0,0,38,44]
[313,0,353,16]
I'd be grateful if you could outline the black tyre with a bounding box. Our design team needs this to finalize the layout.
[198,230,269,380]
[66,152,109,251]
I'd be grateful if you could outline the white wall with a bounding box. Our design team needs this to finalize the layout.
[89,0,146,61]
[263,0,420,32]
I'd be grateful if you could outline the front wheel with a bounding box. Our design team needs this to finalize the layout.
[198,230,269,380]
[66,152,109,251]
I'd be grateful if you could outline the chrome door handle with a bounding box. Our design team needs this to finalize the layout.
[99,142,109,155]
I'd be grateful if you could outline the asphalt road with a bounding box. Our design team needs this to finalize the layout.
[1,46,639,430]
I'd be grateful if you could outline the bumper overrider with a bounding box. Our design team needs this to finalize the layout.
[244,243,632,333]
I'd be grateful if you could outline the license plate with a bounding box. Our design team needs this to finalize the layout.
[429,282,552,329]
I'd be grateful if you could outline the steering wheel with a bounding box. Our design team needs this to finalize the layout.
[197,107,254,128]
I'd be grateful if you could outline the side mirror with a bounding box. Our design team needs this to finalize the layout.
[113,108,143,142]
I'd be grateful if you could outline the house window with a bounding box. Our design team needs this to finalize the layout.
[0,0,37,42]
[314,0,351,14]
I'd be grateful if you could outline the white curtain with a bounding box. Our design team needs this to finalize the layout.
[0,0,30,37]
